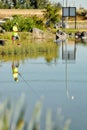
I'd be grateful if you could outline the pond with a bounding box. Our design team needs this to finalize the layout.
[0,39,87,130]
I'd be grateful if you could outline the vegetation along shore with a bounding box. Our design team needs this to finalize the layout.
[0,1,87,57]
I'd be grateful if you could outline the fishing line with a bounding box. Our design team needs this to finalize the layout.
[18,73,41,98]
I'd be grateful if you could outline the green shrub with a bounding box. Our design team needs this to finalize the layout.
[2,15,44,32]
[44,3,61,27]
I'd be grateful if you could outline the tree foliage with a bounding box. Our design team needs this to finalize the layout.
[2,15,44,31]
[44,3,61,27]
[30,0,48,9]
[0,0,49,9]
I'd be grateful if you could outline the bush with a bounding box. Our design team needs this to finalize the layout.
[77,9,87,18]
[2,15,44,32]
[44,3,61,27]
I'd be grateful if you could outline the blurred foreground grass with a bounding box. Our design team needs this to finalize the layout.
[0,94,71,130]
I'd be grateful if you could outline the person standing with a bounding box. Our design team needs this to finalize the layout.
[12,23,20,45]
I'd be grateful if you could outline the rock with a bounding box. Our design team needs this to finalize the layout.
[0,39,5,46]
[0,26,5,33]
[32,28,45,39]
[56,30,67,40]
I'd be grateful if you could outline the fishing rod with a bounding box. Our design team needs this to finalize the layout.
[18,73,41,99]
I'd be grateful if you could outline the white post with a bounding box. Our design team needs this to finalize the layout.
[66,0,68,7]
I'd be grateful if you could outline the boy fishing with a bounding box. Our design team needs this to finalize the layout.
[12,23,20,45]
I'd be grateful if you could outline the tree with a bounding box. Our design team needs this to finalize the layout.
[12,0,17,6]
[30,0,38,9]
[44,3,61,27]
[30,0,48,9]
[56,2,62,8]
[0,0,49,9]
[0,0,13,8]
[25,0,30,8]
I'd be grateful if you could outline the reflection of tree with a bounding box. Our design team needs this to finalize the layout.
[45,57,53,63]
[44,50,58,63]
[62,40,76,61]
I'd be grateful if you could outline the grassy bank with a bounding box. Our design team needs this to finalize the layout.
[0,32,58,62]
[0,30,87,60]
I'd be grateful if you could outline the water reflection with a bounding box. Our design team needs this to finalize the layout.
[62,39,76,61]
[12,61,20,82]
[0,42,59,64]
[0,39,87,130]
[62,39,77,100]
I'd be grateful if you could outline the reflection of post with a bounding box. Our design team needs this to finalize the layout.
[65,41,68,98]
[65,40,75,100]
[74,39,76,60]
[62,41,63,59]
[62,39,76,61]
[64,40,68,98]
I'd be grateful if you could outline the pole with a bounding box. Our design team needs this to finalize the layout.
[63,0,64,7]
[66,0,68,7]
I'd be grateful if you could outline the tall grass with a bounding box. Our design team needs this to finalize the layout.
[0,94,71,130]
[0,32,59,62]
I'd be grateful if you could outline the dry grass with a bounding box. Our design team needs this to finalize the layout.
[0,9,45,18]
